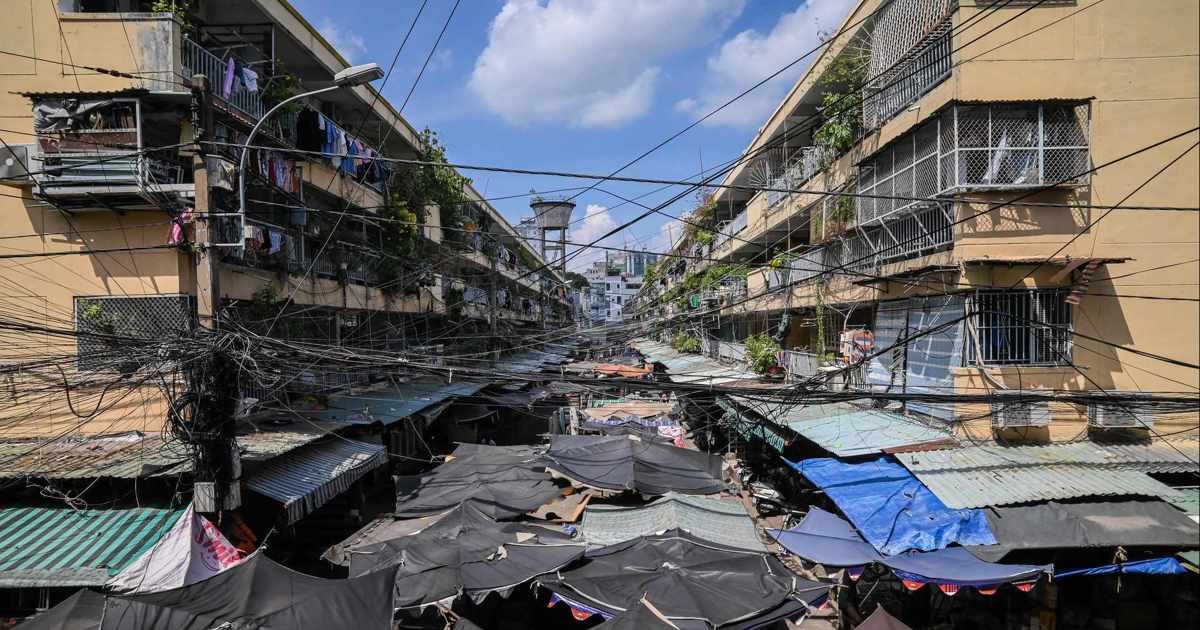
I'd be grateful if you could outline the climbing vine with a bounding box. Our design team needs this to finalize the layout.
[812,48,870,157]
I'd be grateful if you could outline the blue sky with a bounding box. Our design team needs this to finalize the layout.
[291,0,854,269]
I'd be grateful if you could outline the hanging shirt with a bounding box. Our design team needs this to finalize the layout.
[241,67,259,92]
[223,58,237,98]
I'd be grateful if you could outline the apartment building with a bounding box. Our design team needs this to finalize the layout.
[641,0,1198,437]
[586,252,656,325]
[0,0,571,436]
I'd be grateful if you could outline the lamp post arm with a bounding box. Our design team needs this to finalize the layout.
[237,85,340,216]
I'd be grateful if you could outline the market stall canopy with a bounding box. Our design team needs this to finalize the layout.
[347,503,584,609]
[767,507,883,567]
[892,441,1195,509]
[1056,556,1190,578]
[725,398,956,457]
[300,380,487,426]
[544,435,726,496]
[15,588,105,630]
[0,506,185,588]
[21,552,398,630]
[790,457,996,555]
[583,402,676,421]
[395,443,563,519]
[598,598,680,629]
[769,508,1050,589]
[856,605,913,630]
[538,529,826,629]
[966,499,1200,562]
[580,493,766,551]
[244,437,386,525]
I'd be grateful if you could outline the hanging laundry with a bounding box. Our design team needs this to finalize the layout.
[223,58,237,99]
[240,66,259,92]
[168,207,194,246]
[267,229,283,255]
[296,110,322,152]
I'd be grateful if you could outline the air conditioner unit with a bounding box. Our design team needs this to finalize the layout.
[990,392,1052,429]
[1088,392,1155,429]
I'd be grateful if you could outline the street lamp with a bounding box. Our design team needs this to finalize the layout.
[237,62,384,218]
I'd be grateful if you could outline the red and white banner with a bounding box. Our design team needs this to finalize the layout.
[108,504,245,593]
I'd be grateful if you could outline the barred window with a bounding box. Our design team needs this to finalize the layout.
[858,102,1091,225]
[74,295,195,371]
[970,289,1072,366]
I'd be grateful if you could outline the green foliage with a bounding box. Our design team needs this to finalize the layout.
[565,272,590,290]
[388,128,472,231]
[261,60,303,114]
[695,230,715,246]
[744,333,781,375]
[152,0,193,33]
[79,302,116,335]
[642,261,658,285]
[671,332,700,354]
[813,48,869,156]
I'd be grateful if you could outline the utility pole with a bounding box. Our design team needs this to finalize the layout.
[191,74,220,331]
[188,73,241,513]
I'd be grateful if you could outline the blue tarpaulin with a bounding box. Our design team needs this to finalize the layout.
[1056,557,1189,578]
[769,508,1049,587]
[789,457,996,555]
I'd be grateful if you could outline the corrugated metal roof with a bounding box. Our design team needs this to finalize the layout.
[737,399,955,457]
[0,434,191,480]
[1167,487,1200,521]
[303,381,487,426]
[893,441,1197,509]
[245,438,386,524]
[579,494,766,551]
[237,428,330,462]
[0,506,184,588]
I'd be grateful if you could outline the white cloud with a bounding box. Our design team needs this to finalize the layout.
[429,49,454,73]
[567,204,619,270]
[677,0,855,128]
[470,0,745,128]
[570,204,617,245]
[318,17,368,64]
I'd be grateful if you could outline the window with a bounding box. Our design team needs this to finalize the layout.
[970,289,1072,366]
[858,102,1091,224]
[74,295,195,371]
[863,0,954,129]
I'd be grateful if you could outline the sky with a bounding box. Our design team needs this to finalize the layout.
[290,0,855,270]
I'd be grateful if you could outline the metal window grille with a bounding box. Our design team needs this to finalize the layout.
[970,289,1072,365]
[864,17,954,129]
[74,295,195,370]
[858,103,1090,224]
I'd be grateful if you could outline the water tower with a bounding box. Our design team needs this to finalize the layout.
[529,194,575,272]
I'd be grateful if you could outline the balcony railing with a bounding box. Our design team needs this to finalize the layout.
[713,209,748,251]
[779,350,821,381]
[766,146,831,209]
[217,217,299,272]
[181,38,265,120]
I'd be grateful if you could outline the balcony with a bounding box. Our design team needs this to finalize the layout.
[216,217,301,272]
[27,97,190,199]
[765,146,831,210]
[181,38,266,121]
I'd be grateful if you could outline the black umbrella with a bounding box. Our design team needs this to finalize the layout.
[349,503,585,609]
[599,598,680,629]
[543,435,726,495]
[396,443,564,519]
[539,529,827,628]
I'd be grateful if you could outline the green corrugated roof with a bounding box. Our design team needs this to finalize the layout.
[0,506,185,587]
[1168,486,1200,517]
[304,381,487,426]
